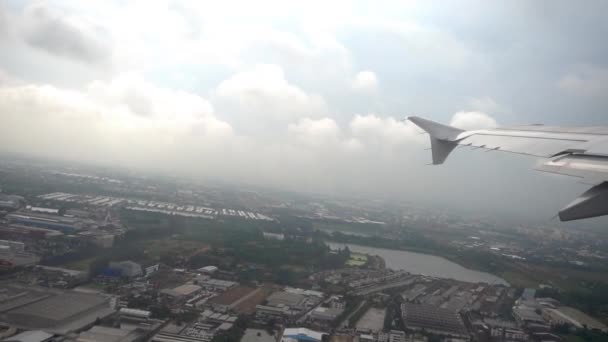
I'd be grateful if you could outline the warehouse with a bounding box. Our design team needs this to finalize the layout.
[0,284,116,334]
[401,303,468,339]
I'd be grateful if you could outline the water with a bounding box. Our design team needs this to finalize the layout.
[328,242,508,285]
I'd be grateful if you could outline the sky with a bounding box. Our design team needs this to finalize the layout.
[1,0,607,221]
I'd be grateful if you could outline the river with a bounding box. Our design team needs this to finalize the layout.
[328,242,508,285]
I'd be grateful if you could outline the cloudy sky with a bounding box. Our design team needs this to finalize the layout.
[1,0,607,221]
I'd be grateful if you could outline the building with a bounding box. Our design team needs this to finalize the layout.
[151,319,232,342]
[161,284,202,300]
[195,277,238,292]
[3,330,54,342]
[543,307,608,332]
[108,261,143,278]
[256,289,323,324]
[401,303,468,339]
[309,307,343,323]
[388,330,406,342]
[0,195,22,211]
[513,306,545,326]
[119,308,152,319]
[0,284,116,334]
[263,232,285,241]
[144,264,160,277]
[266,292,307,310]
[256,305,298,323]
[281,328,324,342]
[77,325,145,342]
[198,266,218,275]
[0,245,39,268]
[33,265,88,288]
[0,240,25,252]
[6,213,80,233]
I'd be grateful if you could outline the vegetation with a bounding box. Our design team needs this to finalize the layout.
[212,316,248,342]
[333,296,362,328]
[384,294,404,331]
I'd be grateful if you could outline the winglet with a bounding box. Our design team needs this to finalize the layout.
[408,116,464,141]
[408,116,464,165]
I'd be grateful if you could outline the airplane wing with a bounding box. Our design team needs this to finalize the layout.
[408,116,608,221]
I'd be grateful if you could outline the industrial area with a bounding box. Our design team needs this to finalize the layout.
[0,161,606,342]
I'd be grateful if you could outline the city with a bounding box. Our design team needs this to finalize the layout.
[0,157,606,342]
[1,1,608,342]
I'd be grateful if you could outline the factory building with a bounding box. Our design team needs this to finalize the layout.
[0,240,25,252]
[198,266,218,275]
[309,307,343,322]
[161,284,203,300]
[3,330,54,342]
[0,240,39,268]
[0,284,116,334]
[194,276,237,292]
[401,303,468,339]
[6,213,80,233]
[281,328,325,342]
[0,195,23,211]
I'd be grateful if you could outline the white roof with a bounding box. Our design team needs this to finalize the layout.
[199,265,218,271]
[282,328,324,341]
[4,330,53,342]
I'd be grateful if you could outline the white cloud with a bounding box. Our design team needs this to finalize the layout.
[216,64,327,120]
[350,114,424,145]
[449,111,497,130]
[288,117,341,147]
[558,65,608,97]
[0,76,233,167]
[351,71,378,93]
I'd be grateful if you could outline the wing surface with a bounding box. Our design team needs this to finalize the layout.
[408,116,608,221]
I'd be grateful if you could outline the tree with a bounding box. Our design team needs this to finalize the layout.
[89,256,110,277]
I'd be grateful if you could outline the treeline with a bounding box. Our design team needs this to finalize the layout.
[320,230,439,254]
[537,286,608,319]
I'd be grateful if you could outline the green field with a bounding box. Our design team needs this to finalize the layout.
[346,252,368,266]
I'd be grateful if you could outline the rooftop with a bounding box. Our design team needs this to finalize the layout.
[0,284,115,334]
[266,291,305,308]
[4,330,53,342]
[401,303,468,337]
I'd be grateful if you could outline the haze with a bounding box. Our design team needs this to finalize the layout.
[1,0,607,221]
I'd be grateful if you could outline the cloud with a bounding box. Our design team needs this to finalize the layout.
[216,64,327,121]
[449,111,498,130]
[558,65,608,97]
[351,71,378,93]
[288,117,341,147]
[0,75,233,167]
[20,3,111,63]
[350,114,424,145]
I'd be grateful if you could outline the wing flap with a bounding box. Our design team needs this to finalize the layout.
[456,133,585,157]
[535,154,608,185]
